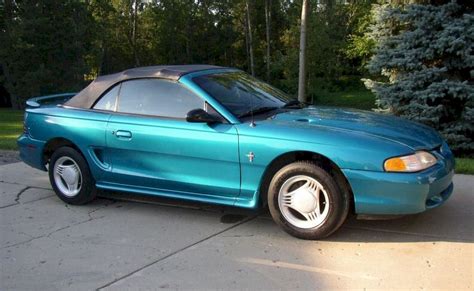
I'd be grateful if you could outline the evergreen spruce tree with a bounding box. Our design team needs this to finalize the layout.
[364,3,473,155]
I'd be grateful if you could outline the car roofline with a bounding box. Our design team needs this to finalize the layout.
[64,65,231,109]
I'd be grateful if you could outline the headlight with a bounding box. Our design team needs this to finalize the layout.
[384,151,437,172]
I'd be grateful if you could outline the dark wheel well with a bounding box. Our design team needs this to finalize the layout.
[259,151,354,212]
[43,138,82,166]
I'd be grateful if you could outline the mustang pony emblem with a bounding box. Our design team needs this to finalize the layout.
[246,152,255,162]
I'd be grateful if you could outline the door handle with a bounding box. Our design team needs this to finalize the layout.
[114,130,132,139]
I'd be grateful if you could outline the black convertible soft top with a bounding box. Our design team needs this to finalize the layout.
[65,64,223,109]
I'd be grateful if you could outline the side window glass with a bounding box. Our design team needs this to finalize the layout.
[117,79,204,118]
[93,84,120,111]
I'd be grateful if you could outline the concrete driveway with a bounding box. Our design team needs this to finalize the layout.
[1,161,472,290]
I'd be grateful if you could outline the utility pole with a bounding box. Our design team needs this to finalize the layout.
[298,0,309,102]
[246,0,255,76]
[265,0,272,81]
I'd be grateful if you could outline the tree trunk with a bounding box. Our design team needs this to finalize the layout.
[185,18,191,62]
[2,0,19,109]
[298,0,309,102]
[265,0,272,81]
[243,17,250,71]
[129,0,140,67]
[246,0,255,77]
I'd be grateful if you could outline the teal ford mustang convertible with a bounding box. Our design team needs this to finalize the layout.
[18,65,454,239]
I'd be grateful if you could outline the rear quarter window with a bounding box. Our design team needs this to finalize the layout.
[93,85,120,111]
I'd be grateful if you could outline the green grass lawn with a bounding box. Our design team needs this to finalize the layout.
[0,108,23,150]
[0,93,472,174]
[313,88,377,111]
[455,158,474,175]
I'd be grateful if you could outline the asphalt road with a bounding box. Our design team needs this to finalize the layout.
[1,162,472,290]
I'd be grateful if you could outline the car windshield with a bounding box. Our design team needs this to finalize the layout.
[193,71,294,118]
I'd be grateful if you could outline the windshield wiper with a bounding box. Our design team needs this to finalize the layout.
[282,100,306,108]
[238,106,279,118]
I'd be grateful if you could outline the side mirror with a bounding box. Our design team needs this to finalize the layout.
[186,108,220,124]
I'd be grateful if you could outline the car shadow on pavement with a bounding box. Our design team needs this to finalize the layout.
[99,190,473,244]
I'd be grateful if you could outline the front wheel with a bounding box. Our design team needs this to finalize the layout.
[48,146,97,205]
[268,161,350,239]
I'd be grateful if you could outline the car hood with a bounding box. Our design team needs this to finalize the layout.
[269,107,442,150]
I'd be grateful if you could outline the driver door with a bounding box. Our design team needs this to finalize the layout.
[102,78,241,199]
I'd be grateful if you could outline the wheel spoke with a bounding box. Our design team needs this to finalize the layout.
[67,181,78,192]
[303,210,319,222]
[306,180,319,195]
[281,183,307,209]
[281,190,296,207]
[71,164,80,176]
[56,165,65,176]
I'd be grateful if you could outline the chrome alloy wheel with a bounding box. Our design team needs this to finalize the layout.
[278,175,330,229]
[53,156,82,197]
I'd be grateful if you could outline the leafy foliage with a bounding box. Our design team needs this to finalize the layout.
[1,0,96,108]
[1,0,472,157]
[364,3,473,155]
[275,1,375,99]
[1,0,374,108]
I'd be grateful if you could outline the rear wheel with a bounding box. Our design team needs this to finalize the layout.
[268,161,349,239]
[48,147,96,205]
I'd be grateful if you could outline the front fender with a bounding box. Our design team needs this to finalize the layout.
[234,122,412,208]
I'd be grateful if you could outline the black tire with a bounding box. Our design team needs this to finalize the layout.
[48,146,97,205]
[267,161,350,240]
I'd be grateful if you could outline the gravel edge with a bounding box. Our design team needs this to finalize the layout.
[0,150,21,166]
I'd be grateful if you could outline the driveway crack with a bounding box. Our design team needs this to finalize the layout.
[1,200,117,250]
[0,180,50,190]
[87,199,117,219]
[0,186,56,209]
[0,215,107,250]
[96,213,260,290]
[0,186,30,209]
[14,186,31,203]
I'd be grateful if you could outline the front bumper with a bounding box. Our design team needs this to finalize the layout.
[343,145,455,215]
